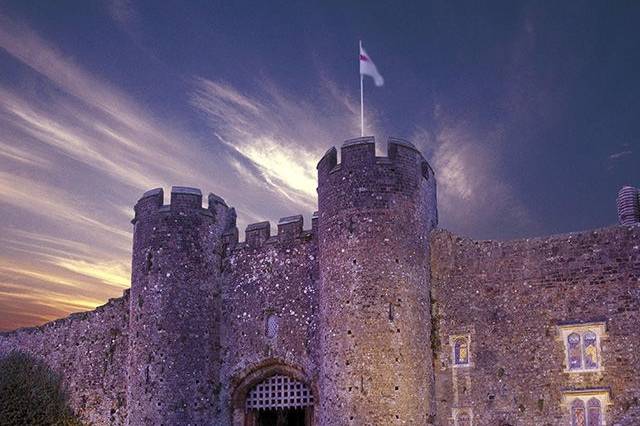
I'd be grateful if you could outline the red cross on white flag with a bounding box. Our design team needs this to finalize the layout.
[358,41,384,136]
[359,43,384,87]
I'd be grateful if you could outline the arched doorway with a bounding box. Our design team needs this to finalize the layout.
[231,361,315,426]
[244,374,313,425]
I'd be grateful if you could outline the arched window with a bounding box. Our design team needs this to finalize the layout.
[587,398,601,426]
[571,398,586,426]
[564,392,608,426]
[266,314,278,339]
[567,332,582,370]
[456,411,471,426]
[583,331,598,369]
[453,337,469,365]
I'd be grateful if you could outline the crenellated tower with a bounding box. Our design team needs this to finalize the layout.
[128,187,235,425]
[316,137,438,425]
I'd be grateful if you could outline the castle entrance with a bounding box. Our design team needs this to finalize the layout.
[251,408,306,425]
[244,375,313,426]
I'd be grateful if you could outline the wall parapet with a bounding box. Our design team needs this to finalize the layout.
[131,186,229,224]
[0,288,130,339]
[316,136,434,181]
[225,214,316,254]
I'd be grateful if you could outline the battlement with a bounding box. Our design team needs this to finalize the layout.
[224,214,317,251]
[131,186,229,224]
[317,136,437,220]
[317,136,434,181]
[6,132,640,425]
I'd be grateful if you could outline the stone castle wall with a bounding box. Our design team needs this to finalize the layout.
[0,136,638,425]
[127,187,234,426]
[430,225,640,425]
[219,216,319,424]
[316,137,438,425]
[0,291,130,425]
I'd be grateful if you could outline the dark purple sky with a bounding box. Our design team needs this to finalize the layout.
[0,0,639,330]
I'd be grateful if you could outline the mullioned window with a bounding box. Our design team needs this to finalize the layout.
[558,322,606,373]
[562,390,609,426]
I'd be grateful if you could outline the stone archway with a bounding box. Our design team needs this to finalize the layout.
[231,361,316,426]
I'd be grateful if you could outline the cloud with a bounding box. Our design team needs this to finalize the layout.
[47,258,130,288]
[2,231,131,289]
[0,11,363,330]
[0,171,131,243]
[0,13,227,329]
[190,77,363,214]
[106,0,136,28]
[0,277,106,331]
[412,118,533,239]
[0,138,51,168]
[608,150,632,160]
[0,264,97,292]
[0,13,229,194]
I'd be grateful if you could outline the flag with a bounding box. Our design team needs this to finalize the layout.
[359,43,384,87]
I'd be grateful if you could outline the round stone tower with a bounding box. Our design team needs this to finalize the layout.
[316,137,438,425]
[128,187,234,425]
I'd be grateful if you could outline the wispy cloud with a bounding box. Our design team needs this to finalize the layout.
[2,231,130,289]
[106,0,136,28]
[608,150,632,160]
[0,138,51,168]
[0,171,131,242]
[0,13,230,194]
[0,10,365,330]
[413,117,533,239]
[190,77,362,213]
[0,12,231,330]
[0,5,538,333]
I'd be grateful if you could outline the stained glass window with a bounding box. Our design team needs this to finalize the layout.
[571,398,586,426]
[456,411,471,426]
[454,337,469,365]
[583,331,598,370]
[567,332,582,370]
[587,398,601,426]
[565,393,607,426]
[560,323,605,373]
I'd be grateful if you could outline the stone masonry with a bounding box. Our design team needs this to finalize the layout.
[0,136,638,425]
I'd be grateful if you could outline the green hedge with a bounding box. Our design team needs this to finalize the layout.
[0,352,83,426]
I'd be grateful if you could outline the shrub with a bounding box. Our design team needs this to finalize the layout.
[0,352,83,425]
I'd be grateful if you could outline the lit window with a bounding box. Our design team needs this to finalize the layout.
[568,332,582,370]
[558,323,606,373]
[583,332,598,370]
[562,390,609,426]
[450,335,471,367]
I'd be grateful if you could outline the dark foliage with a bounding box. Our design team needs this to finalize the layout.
[0,352,83,425]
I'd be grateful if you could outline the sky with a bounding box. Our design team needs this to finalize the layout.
[0,1,639,331]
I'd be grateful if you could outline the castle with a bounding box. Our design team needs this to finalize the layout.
[0,136,639,425]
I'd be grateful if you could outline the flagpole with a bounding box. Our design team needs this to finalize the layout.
[359,40,364,137]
